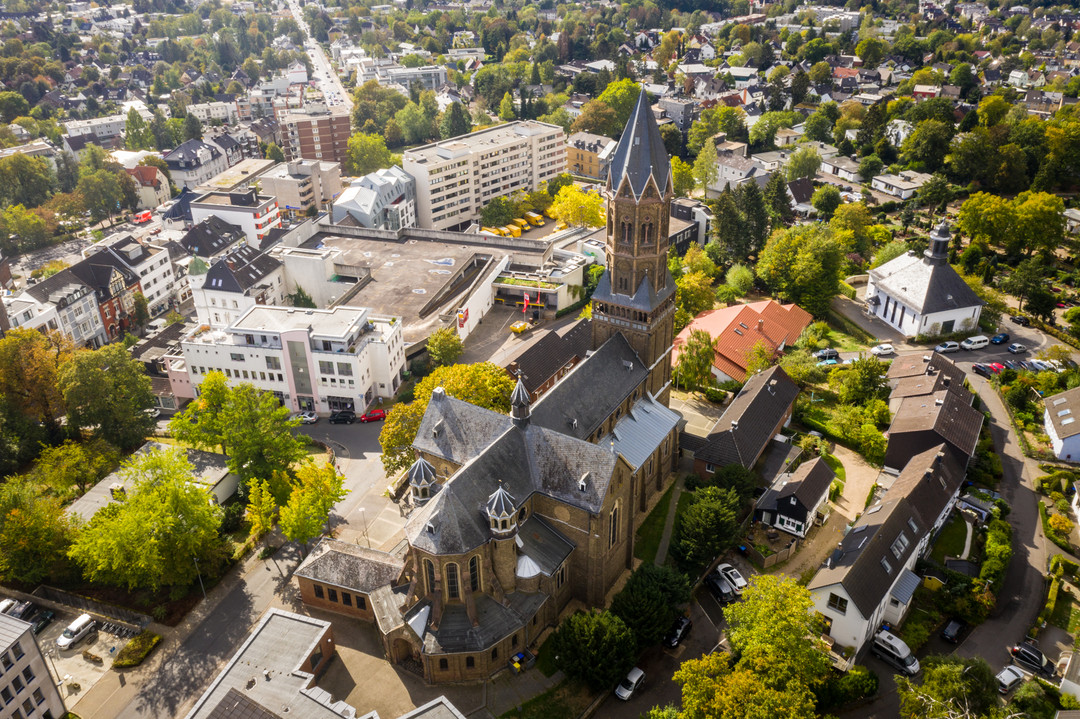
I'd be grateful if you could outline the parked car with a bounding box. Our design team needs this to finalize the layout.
[816,359,839,367]
[30,609,54,635]
[292,411,318,425]
[1004,360,1021,370]
[960,335,990,350]
[0,599,14,615]
[1010,642,1056,677]
[663,616,693,648]
[870,343,894,356]
[1029,359,1053,372]
[1007,343,1027,355]
[996,665,1026,694]
[615,667,646,700]
[328,410,356,424]
[7,601,33,620]
[935,341,960,353]
[972,364,993,379]
[813,348,840,361]
[705,572,737,605]
[941,619,965,643]
[989,362,1006,373]
[56,613,96,650]
[990,333,1010,345]
[1011,315,1031,327]
[360,409,387,423]
[717,563,748,594]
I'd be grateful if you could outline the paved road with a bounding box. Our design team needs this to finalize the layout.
[286,0,352,110]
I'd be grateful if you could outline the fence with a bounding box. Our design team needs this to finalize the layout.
[33,585,151,628]
[743,537,802,569]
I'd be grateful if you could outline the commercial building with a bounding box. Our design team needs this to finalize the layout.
[189,244,286,329]
[190,189,281,245]
[84,234,176,318]
[403,121,566,231]
[163,139,229,190]
[179,304,405,414]
[0,613,66,719]
[259,160,343,218]
[330,166,416,230]
[279,108,352,164]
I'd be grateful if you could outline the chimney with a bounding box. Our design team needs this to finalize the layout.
[226,260,236,271]
[757,319,764,333]
[731,420,739,430]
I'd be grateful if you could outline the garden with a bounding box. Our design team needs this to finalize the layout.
[1035,465,1080,553]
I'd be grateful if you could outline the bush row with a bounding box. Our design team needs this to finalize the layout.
[979,519,1013,591]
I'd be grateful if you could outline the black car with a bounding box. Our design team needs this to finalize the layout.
[813,348,840,361]
[941,619,965,643]
[328,410,356,424]
[1010,642,1056,677]
[1011,315,1031,327]
[30,609,54,635]
[972,364,993,379]
[705,572,736,605]
[664,616,693,648]
[7,601,34,620]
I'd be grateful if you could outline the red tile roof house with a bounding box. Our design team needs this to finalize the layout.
[671,300,814,383]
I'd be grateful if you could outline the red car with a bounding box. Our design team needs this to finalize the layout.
[360,409,387,423]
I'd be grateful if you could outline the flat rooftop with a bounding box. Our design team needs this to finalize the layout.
[192,191,275,208]
[197,158,278,192]
[230,305,372,338]
[303,232,507,345]
[403,121,562,165]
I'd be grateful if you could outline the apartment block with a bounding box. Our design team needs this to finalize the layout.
[188,100,239,125]
[189,189,281,245]
[403,121,567,231]
[179,305,406,414]
[259,160,343,218]
[567,131,616,181]
[0,613,66,719]
[279,109,351,164]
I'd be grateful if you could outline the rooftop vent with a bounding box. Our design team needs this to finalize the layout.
[426,522,435,534]
[570,418,578,429]
[731,420,739,430]
[935,398,944,406]
[578,472,590,491]
[622,360,634,371]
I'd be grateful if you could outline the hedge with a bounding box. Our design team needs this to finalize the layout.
[1050,554,1079,578]
[979,518,1013,590]
[826,310,876,345]
[838,280,856,300]
[113,630,163,668]
[1039,502,1073,553]
[1039,576,1062,626]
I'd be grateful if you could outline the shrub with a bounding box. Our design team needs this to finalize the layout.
[979,519,1013,589]
[551,610,636,690]
[1050,554,1079,578]
[219,502,245,535]
[838,280,856,299]
[1057,499,1073,516]
[1050,513,1074,536]
[113,630,163,668]
[816,664,879,711]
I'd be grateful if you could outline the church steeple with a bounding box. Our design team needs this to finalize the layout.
[590,87,676,406]
[925,220,951,266]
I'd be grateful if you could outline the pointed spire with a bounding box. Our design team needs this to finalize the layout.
[607,88,671,198]
[486,481,517,536]
[407,456,436,489]
[511,370,530,428]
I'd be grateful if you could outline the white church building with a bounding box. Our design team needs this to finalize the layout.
[866,221,983,338]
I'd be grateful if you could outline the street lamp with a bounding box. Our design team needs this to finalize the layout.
[193,556,207,601]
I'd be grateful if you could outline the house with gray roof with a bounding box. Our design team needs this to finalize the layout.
[866,220,984,338]
[1044,385,1080,461]
[882,389,983,473]
[755,456,834,538]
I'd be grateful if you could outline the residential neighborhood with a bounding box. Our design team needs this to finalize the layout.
[1,0,1080,718]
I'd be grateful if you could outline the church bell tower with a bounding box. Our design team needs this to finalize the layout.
[590,89,677,405]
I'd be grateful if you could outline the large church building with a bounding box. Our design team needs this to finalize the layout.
[293,91,682,684]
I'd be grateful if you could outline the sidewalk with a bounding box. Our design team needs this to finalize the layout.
[654,474,687,566]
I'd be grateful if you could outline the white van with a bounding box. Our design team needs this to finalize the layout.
[56,613,95,650]
[871,630,920,675]
[960,335,990,350]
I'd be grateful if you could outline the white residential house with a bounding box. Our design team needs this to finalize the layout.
[164,139,228,190]
[866,221,984,337]
[1044,386,1080,461]
[179,304,405,414]
[1009,69,1030,87]
[190,245,286,329]
[872,170,933,199]
[14,270,107,348]
[84,235,176,317]
[754,457,834,538]
[821,156,862,183]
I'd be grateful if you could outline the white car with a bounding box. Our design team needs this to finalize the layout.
[870,343,894,356]
[717,563,747,594]
[614,667,645,700]
[996,665,1025,694]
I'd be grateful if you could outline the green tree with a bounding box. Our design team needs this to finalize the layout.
[59,344,156,450]
[896,656,999,719]
[266,143,285,162]
[427,327,463,367]
[395,103,432,145]
[345,133,392,176]
[673,486,740,572]
[68,448,223,591]
[0,154,55,209]
[756,224,843,317]
[596,79,642,130]
[291,286,316,308]
[764,171,793,224]
[726,264,754,296]
[671,652,817,719]
[124,108,154,151]
[677,329,715,392]
[0,91,29,123]
[182,113,203,141]
[0,328,71,430]
[672,156,695,197]
[660,122,683,157]
[902,119,953,171]
[77,169,124,224]
[379,363,516,474]
[246,477,278,547]
[0,476,76,584]
[571,100,618,138]
[830,357,888,405]
[1001,257,1043,311]
[786,146,821,180]
[551,610,637,690]
[744,341,775,378]
[439,101,472,139]
[0,204,48,255]
[855,37,886,66]
[279,462,348,552]
[498,91,516,121]
[480,196,516,227]
[957,192,1016,246]
[693,138,718,192]
[871,240,910,268]
[29,438,117,500]
[676,270,716,320]
[132,291,150,328]
[811,185,842,219]
[858,154,884,181]
[610,564,691,649]
[550,185,604,227]
[1013,190,1065,257]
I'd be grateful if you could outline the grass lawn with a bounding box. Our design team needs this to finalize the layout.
[824,316,875,351]
[534,634,559,677]
[498,680,596,719]
[634,484,675,564]
[930,514,969,565]
[822,452,846,483]
[1050,592,1080,635]
[665,489,699,567]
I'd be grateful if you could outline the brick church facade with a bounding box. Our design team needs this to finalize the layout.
[294,90,681,684]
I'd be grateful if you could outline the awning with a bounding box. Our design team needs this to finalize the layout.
[890,568,921,606]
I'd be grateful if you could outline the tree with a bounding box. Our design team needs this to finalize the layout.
[1001,258,1043,311]
[547,173,574,198]
[439,101,472,140]
[726,264,754,296]
[855,37,886,66]
[610,564,691,649]
[59,344,156,450]
[672,653,818,719]
[858,154,884,181]
[693,139,718,192]
[811,185,842,219]
[957,192,1016,246]
[30,439,117,501]
[744,341,775,378]
[291,286,316,308]
[1026,285,1057,323]
[902,119,953,171]
[917,174,952,213]
[790,70,810,105]
[498,91,516,121]
[672,157,695,197]
[427,327,463,367]
[677,330,715,392]
[808,61,832,85]
[830,357,888,405]
[182,113,203,141]
[124,108,154,151]
[550,185,604,228]
[660,122,683,158]
[279,462,348,552]
[68,449,223,591]
[897,656,999,719]
[345,133,392,176]
[871,240,909,269]
[756,224,843,317]
[764,171,793,224]
[1013,190,1065,257]
[0,328,71,430]
[673,486,740,571]
[0,475,76,584]
[830,202,875,256]
[676,270,716,320]
[77,169,125,224]
[0,91,29,123]
[551,610,637,690]
[571,100,618,138]
[246,478,278,547]
[480,196,516,227]
[132,291,150,328]
[265,143,285,162]
[0,154,55,209]
[786,146,821,181]
[379,363,516,474]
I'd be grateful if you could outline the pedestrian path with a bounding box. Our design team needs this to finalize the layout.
[654,475,686,566]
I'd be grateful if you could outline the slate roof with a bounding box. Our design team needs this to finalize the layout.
[516,515,575,577]
[885,390,984,468]
[420,592,546,655]
[162,187,196,222]
[887,351,965,386]
[204,689,283,719]
[787,177,814,204]
[405,420,617,555]
[504,319,593,397]
[607,89,671,198]
[23,267,92,305]
[887,444,965,528]
[757,456,834,517]
[294,538,404,594]
[203,245,282,293]
[695,365,800,468]
[164,138,221,169]
[868,251,984,315]
[67,256,139,301]
[180,215,246,258]
[530,332,648,442]
[1045,386,1080,440]
[412,389,514,466]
